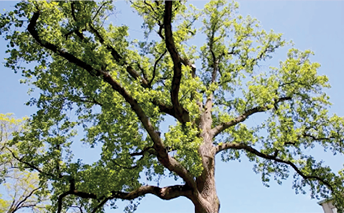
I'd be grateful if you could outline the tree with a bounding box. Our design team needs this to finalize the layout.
[0,113,49,212]
[1,0,344,212]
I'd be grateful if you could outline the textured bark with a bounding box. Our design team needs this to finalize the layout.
[191,96,220,213]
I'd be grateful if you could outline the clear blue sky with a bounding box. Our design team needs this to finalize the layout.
[1,1,344,213]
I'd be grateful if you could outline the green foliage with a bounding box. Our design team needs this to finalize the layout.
[1,0,344,212]
[0,113,49,212]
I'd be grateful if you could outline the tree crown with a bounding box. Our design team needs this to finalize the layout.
[1,0,344,212]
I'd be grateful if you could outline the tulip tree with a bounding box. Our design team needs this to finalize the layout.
[1,0,344,212]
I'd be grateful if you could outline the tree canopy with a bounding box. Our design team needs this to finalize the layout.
[0,113,49,213]
[1,0,344,212]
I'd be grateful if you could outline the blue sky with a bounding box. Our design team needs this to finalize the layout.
[1,1,344,213]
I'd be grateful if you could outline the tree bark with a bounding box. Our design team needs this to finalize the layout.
[193,163,220,213]
[192,155,220,213]
[192,105,220,213]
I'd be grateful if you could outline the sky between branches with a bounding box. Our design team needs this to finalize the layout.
[0,1,344,213]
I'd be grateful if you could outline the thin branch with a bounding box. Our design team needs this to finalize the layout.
[110,155,145,170]
[150,49,167,87]
[28,11,99,77]
[13,187,41,213]
[68,2,85,40]
[91,198,108,213]
[92,1,108,21]
[144,0,158,16]
[77,96,103,107]
[70,2,77,22]
[215,142,334,192]
[211,97,292,137]
[303,133,336,141]
[209,25,218,84]
[130,146,156,156]
[137,63,149,84]
[7,147,44,175]
[88,24,150,88]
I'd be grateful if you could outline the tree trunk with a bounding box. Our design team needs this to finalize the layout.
[193,135,220,213]
[192,100,219,213]
[193,176,220,213]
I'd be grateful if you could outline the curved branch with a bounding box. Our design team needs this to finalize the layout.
[28,10,196,189]
[211,97,292,137]
[150,49,167,87]
[110,184,192,200]
[28,11,98,76]
[12,187,41,213]
[215,142,334,192]
[58,183,192,213]
[164,1,189,124]
[211,106,268,137]
[7,147,45,176]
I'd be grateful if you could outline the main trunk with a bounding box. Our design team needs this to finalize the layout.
[193,167,220,213]
[192,133,219,213]
[191,98,219,213]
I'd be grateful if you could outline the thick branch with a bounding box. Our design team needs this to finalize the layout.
[215,142,334,192]
[151,99,182,120]
[28,11,98,76]
[110,184,192,200]
[130,146,156,156]
[164,2,189,124]
[58,183,192,213]
[211,97,292,137]
[28,10,196,189]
